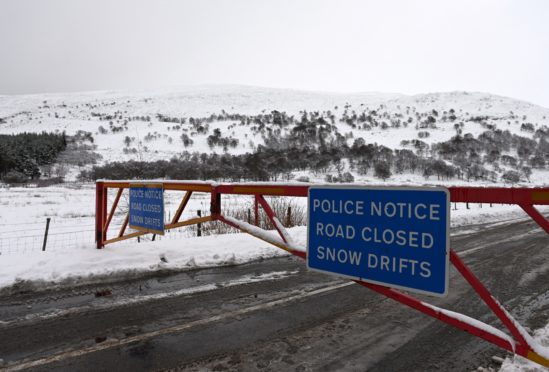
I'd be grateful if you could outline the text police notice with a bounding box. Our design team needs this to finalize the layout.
[307,186,450,297]
[129,183,165,235]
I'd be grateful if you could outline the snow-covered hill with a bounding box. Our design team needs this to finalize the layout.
[1,85,549,184]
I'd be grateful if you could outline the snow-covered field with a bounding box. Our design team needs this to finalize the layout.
[0,183,214,255]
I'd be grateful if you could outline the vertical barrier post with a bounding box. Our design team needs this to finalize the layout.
[210,187,221,219]
[254,195,259,226]
[95,181,107,249]
[520,204,549,235]
[102,185,107,243]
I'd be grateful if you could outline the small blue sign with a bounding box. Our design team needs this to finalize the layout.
[129,183,165,235]
[307,186,449,296]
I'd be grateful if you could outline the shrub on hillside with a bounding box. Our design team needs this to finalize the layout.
[374,162,391,180]
[325,172,354,183]
[2,171,28,184]
[502,170,521,184]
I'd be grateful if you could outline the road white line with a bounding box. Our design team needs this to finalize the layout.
[458,230,539,257]
[3,281,354,371]
[458,245,488,257]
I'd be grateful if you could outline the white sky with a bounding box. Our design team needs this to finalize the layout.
[1,0,548,107]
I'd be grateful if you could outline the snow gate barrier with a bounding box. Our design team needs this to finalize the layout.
[96,180,549,368]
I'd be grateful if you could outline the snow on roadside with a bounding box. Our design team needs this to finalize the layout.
[450,203,539,228]
[0,226,307,295]
[500,324,549,371]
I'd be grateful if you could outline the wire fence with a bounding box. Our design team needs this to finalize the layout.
[0,220,199,256]
[0,228,96,255]
[0,194,308,256]
[0,200,496,256]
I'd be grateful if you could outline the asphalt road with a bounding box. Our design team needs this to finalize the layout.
[1,217,549,371]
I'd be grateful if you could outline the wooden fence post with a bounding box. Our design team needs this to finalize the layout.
[42,218,51,251]
[286,206,292,226]
[197,210,202,237]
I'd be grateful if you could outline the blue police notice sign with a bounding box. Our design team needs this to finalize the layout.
[307,186,449,296]
[129,183,165,235]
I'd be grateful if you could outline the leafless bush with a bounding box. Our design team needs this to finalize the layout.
[197,196,306,236]
[113,195,306,239]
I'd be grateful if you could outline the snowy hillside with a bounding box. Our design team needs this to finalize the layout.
[1,85,549,185]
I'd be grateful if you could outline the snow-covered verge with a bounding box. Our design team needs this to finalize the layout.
[0,226,306,295]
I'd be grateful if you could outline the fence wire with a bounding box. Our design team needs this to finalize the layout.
[0,228,96,255]
[0,194,309,255]
[0,222,199,256]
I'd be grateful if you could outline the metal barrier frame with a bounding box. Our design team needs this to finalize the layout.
[96,181,549,367]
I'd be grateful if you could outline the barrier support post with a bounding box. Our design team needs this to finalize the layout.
[450,250,529,348]
[520,203,549,235]
[104,188,123,233]
[95,181,107,249]
[210,187,221,219]
[254,195,259,226]
[172,191,193,224]
[256,195,288,243]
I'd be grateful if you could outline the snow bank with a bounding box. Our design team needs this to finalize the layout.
[0,226,307,294]
[500,323,549,371]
